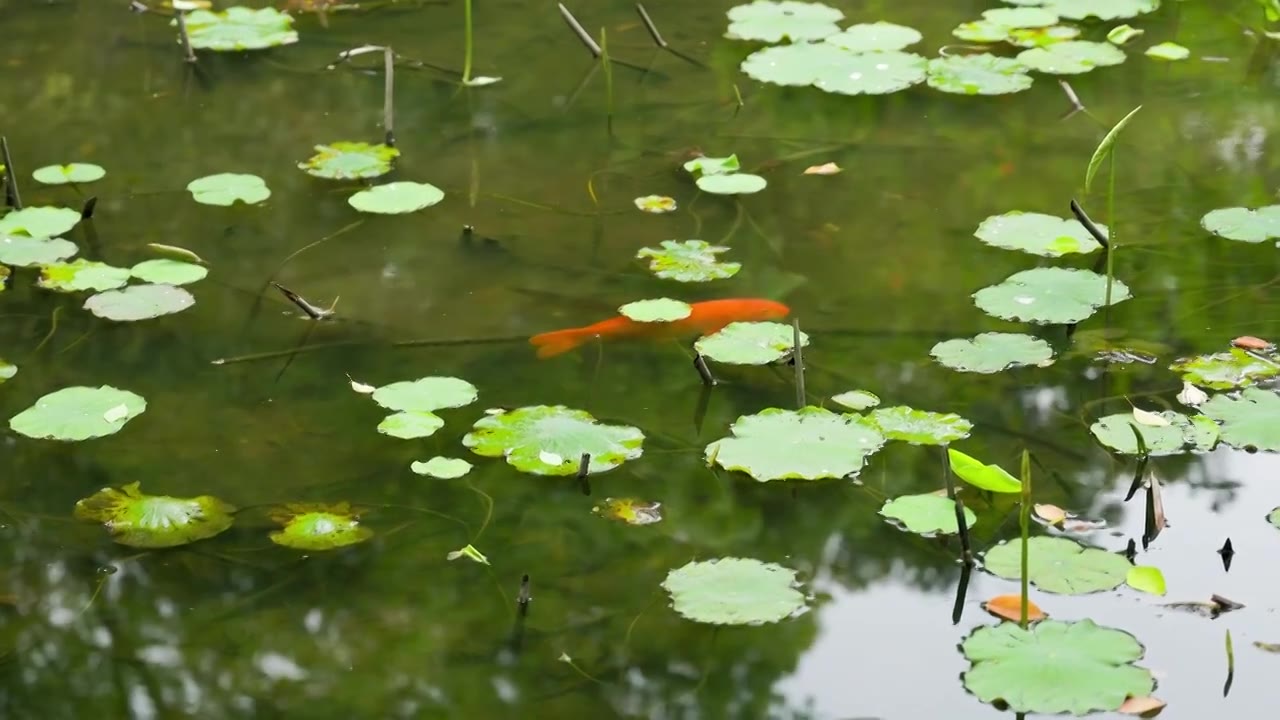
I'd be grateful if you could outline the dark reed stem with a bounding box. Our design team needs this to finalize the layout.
[383,46,395,146]
[1069,198,1110,249]
[1,137,22,209]
[791,317,806,408]
[174,10,197,64]
[693,352,717,386]
[81,196,98,219]
[942,447,973,567]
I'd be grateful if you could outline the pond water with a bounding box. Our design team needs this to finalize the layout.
[2,1,1280,718]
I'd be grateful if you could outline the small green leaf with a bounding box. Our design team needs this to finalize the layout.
[187,173,271,206]
[31,163,105,185]
[695,321,808,365]
[377,411,445,439]
[181,7,298,51]
[0,206,81,239]
[371,376,478,412]
[1086,106,1142,194]
[683,154,740,176]
[948,448,1021,493]
[984,536,1131,594]
[870,406,972,445]
[446,543,490,564]
[930,333,1054,374]
[696,173,768,195]
[636,240,741,282]
[9,386,146,441]
[75,482,235,548]
[708,407,884,482]
[146,243,207,265]
[880,493,974,535]
[463,405,644,476]
[593,497,663,525]
[410,457,473,479]
[299,142,399,180]
[824,22,922,53]
[1201,205,1280,243]
[1107,25,1144,45]
[1126,566,1167,595]
[37,260,131,293]
[268,502,372,550]
[1146,42,1189,61]
[0,235,78,267]
[725,1,844,43]
[130,259,208,286]
[830,390,880,411]
[618,298,692,323]
[348,181,445,214]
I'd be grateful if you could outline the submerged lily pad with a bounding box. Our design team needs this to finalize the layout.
[931,333,1054,373]
[696,173,768,195]
[593,497,663,526]
[619,298,692,323]
[181,7,299,51]
[1090,411,1220,455]
[962,619,1155,714]
[372,376,478,413]
[268,502,372,550]
[683,155,740,176]
[707,407,884,482]
[0,235,77,267]
[695,321,807,365]
[1017,41,1126,75]
[831,390,880,411]
[636,240,741,282]
[348,181,445,214]
[741,44,927,95]
[85,284,196,322]
[378,411,445,439]
[662,557,806,625]
[725,1,843,43]
[1201,205,1280,243]
[299,142,399,180]
[973,267,1130,324]
[1199,389,1280,452]
[187,173,270,206]
[975,211,1105,256]
[1170,349,1280,389]
[1035,0,1161,21]
[37,260,131,293]
[870,406,972,445]
[410,457,474,479]
[10,386,145,441]
[463,405,644,475]
[926,55,1033,95]
[824,22,922,52]
[1147,42,1189,60]
[130,259,208,286]
[880,493,974,535]
[984,536,1131,594]
[75,482,235,548]
[0,206,81,239]
[32,163,105,185]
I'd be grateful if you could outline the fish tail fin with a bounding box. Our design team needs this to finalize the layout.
[530,328,591,358]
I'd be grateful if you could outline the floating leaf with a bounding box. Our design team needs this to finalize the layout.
[268,502,372,550]
[146,243,207,265]
[377,411,445,439]
[984,536,1131,594]
[129,259,208,286]
[982,7,1058,28]
[10,386,145,441]
[803,162,842,175]
[75,482,234,548]
[1035,504,1068,525]
[983,594,1047,623]
[926,54,1033,95]
[0,235,77,267]
[1170,349,1280,389]
[824,22,922,52]
[695,321,807,365]
[0,206,81,239]
[636,240,741,282]
[880,493,974,535]
[948,448,1021,493]
[724,1,843,43]
[1008,25,1080,48]
[973,267,1130,324]
[1017,41,1126,75]
[348,181,445,214]
[696,173,767,195]
[84,284,196,322]
[347,375,376,394]
[37,260,131,293]
[830,390,879,411]
[181,7,299,51]
[869,406,972,445]
[662,557,806,625]
[1233,335,1273,350]
[463,405,644,476]
[1107,25,1145,45]
[1118,696,1167,716]
[953,20,1011,43]
[299,142,399,180]
[962,620,1154,714]
[634,195,677,213]
[975,211,1104,256]
[740,44,927,95]
[372,376,478,412]
[410,457,473,479]
[0,360,15,383]
[1033,0,1160,21]
[931,333,1054,373]
[1176,382,1208,407]
[618,298,692,323]
[1269,507,1280,530]
[1201,204,1280,243]
[707,407,884,482]
[446,543,489,564]
[683,155,740,176]
[31,163,105,185]
[1146,42,1189,60]
[1199,388,1280,452]
[1126,566,1167,595]
[1090,411,1220,455]
[186,173,271,206]
[593,497,663,525]
[1131,407,1170,427]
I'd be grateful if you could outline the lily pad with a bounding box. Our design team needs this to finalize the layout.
[830,390,880,411]
[37,260,131,293]
[662,557,806,625]
[683,155,740,176]
[268,502,372,550]
[695,321,807,365]
[931,333,1054,373]
[410,457,474,479]
[953,20,1014,43]
[634,195,677,213]
[984,536,1132,594]
[824,22,922,53]
[948,448,1021,493]
[1090,411,1220,455]
[1269,507,1279,529]
[619,298,692,323]
[9,385,146,441]
[129,259,208,286]
[982,7,1058,28]
[1127,566,1166,595]
[740,44,927,95]
[462,405,644,476]
[84,284,196,322]
[0,235,77,266]
[299,142,399,180]
[1170,349,1280,389]
[975,211,1105,256]
[74,482,235,548]
[1201,205,1280,243]
[926,55,1033,95]
[1199,388,1280,452]
[0,206,81,239]
[372,376,478,413]
[1146,42,1189,61]
[1034,0,1161,21]
[962,619,1155,714]
[1008,25,1080,48]
[636,240,741,282]
[593,497,663,526]
[973,267,1130,325]
[725,1,843,43]
[377,411,446,439]
[1108,25,1145,45]
[186,173,271,206]
[181,7,299,51]
[31,163,105,185]
[870,406,972,445]
[348,181,445,214]
[0,360,15,383]
[1017,41,1127,75]
[696,173,768,195]
[880,493,975,535]
[706,407,884,482]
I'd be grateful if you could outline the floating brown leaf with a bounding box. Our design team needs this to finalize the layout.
[1118,696,1166,716]
[803,162,842,176]
[982,594,1046,623]
[1232,335,1272,350]
[1034,503,1067,526]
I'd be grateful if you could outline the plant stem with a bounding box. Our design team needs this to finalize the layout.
[1,136,22,209]
[174,9,197,64]
[383,46,395,145]
[462,0,474,84]
[600,27,613,131]
[791,317,806,408]
[1019,449,1032,629]
[942,447,973,566]
[1104,151,1116,309]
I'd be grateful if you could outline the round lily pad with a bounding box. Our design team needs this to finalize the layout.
[0,206,81,239]
[268,503,372,550]
[1035,0,1160,21]
[824,22,922,52]
[707,406,885,482]
[377,411,445,439]
[37,260,131,293]
[1017,41,1126,75]
[926,55,1033,95]
[130,259,208,286]
[724,0,843,43]
[348,181,445,214]
[931,333,1054,373]
[1090,411,1220,456]
[1008,25,1081,48]
[0,235,77,267]
[983,7,1058,28]
[975,211,1105,256]
[10,385,146,441]
[1170,349,1280,389]
[74,482,235,548]
[683,155,740,176]
[696,173,767,195]
[1146,41,1189,60]
[410,457,474,479]
[831,390,880,411]
[636,240,741,282]
[187,173,271,206]
[662,557,806,625]
[984,536,1131,595]
[869,406,972,445]
[32,163,105,185]
[372,376,478,412]
[181,7,299,51]
[593,497,663,525]
[973,267,1130,325]
[1199,388,1280,452]
[619,298,692,323]
[84,284,196,322]
[740,44,927,95]
[462,405,644,476]
[962,619,1155,714]
[880,494,975,535]
[695,321,807,365]
[1201,205,1280,243]
[299,142,399,180]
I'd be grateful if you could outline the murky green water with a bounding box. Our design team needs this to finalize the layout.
[3,1,1280,718]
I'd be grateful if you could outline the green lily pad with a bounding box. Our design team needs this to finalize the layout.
[707,407,885,482]
[593,497,663,525]
[0,359,16,383]
[372,376,478,412]
[1034,0,1160,21]
[129,259,208,286]
[880,494,975,535]
[31,163,105,185]
[973,267,1130,325]
[1146,42,1189,60]
[953,20,1011,43]
[982,7,1058,28]
[1108,25,1145,45]
[1090,411,1220,455]
[186,173,271,206]
[1017,41,1127,75]
[0,206,81,239]
[462,405,644,476]
[869,406,972,445]
[962,619,1155,714]
[299,142,399,180]
[695,321,807,365]
[948,448,1021,493]
[1201,205,1280,243]
[74,482,235,548]
[740,44,927,95]
[984,536,1132,594]
[1199,388,1280,452]
[84,284,196,322]
[619,298,692,323]
[0,235,77,266]
[662,557,806,625]
[683,155,740,176]
[268,502,372,550]
[37,260,131,293]
[1126,566,1166,595]
[696,173,768,195]
[725,1,843,43]
[348,181,445,214]
[1008,25,1080,48]
[636,240,741,282]
[931,333,1054,373]
[926,55,1033,95]
[1170,349,1280,389]
[975,211,1105,256]
[1269,507,1279,529]
[410,457,474,479]
[830,390,880,411]
[824,22,922,52]
[377,411,445,439]
[9,385,146,441]
[181,7,299,51]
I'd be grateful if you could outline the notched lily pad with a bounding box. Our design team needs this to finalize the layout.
[377,411,445,439]
[683,155,740,176]
[695,321,807,365]
[619,298,692,323]
[740,44,926,95]
[84,284,196,322]
[463,405,644,475]
[984,536,1131,595]
[0,235,77,267]
[32,163,105,185]
[0,206,81,239]
[299,142,399,180]
[187,173,271,206]
[181,7,299,51]
[707,406,884,481]
[348,181,445,214]
[725,1,843,43]
[1017,41,1126,75]
[372,376,478,412]
[37,259,131,293]
[1201,205,1280,243]
[662,557,806,625]
[10,385,146,441]
[268,502,372,550]
[130,259,208,286]
[593,497,663,526]
[74,482,234,548]
[824,22,922,53]
[1170,349,1280,389]
[1199,388,1280,452]
[1090,411,1220,455]
[636,240,741,282]
[880,493,974,535]
[975,211,1104,256]
[973,267,1130,324]
[926,54,1033,95]
[870,406,972,445]
[931,333,1054,373]
[410,457,473,479]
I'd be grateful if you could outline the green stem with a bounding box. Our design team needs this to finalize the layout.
[1105,151,1116,309]
[1019,449,1032,629]
[462,0,474,84]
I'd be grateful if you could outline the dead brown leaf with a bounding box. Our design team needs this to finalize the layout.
[1034,503,1067,526]
[803,162,842,176]
[1232,335,1272,350]
[982,594,1046,623]
[1118,696,1166,716]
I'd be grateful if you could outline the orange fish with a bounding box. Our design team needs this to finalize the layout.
[530,298,790,358]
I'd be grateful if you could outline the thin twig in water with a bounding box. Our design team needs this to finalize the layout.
[1069,198,1110,250]
[383,46,395,146]
[1,137,22,209]
[1058,80,1085,119]
[270,282,338,320]
[692,351,717,386]
[174,10,197,64]
[558,4,601,58]
[634,3,706,67]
